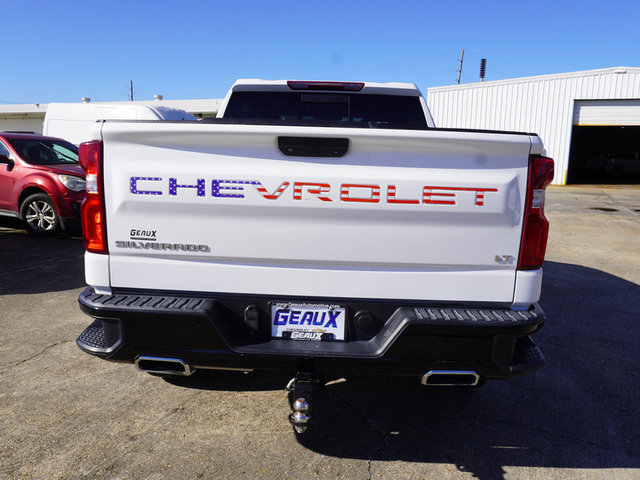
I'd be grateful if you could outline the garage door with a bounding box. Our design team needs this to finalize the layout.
[573,99,640,126]
[568,100,640,184]
[0,117,44,134]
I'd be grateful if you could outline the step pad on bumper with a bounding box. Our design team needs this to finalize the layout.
[510,335,544,374]
[413,307,539,325]
[82,292,208,312]
[76,319,122,355]
[77,320,108,351]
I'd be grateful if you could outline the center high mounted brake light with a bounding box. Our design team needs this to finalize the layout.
[287,81,365,91]
[518,155,554,270]
[79,140,107,254]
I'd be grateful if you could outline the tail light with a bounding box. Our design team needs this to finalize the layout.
[79,140,107,254]
[518,155,554,270]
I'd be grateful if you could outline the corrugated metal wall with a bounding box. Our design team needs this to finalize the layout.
[427,68,640,184]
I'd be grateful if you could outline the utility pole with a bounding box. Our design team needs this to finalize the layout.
[129,80,134,101]
[456,50,465,85]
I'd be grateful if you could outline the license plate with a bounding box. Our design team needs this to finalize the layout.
[271,303,346,341]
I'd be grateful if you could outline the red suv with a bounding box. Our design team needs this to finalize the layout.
[0,132,85,235]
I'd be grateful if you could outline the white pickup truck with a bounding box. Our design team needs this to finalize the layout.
[76,80,554,431]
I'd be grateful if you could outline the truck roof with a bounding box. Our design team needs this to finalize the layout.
[230,79,423,96]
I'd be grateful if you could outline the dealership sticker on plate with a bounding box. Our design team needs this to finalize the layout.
[271,303,346,341]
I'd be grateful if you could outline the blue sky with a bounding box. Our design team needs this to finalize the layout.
[2,0,639,104]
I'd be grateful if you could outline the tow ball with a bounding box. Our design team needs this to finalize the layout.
[286,371,319,434]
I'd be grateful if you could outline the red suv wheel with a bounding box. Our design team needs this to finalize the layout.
[20,193,60,236]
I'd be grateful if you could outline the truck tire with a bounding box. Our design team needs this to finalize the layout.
[20,193,60,236]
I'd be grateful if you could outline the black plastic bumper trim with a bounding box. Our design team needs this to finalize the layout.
[77,287,545,370]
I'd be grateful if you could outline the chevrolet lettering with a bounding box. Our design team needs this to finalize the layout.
[130,177,499,207]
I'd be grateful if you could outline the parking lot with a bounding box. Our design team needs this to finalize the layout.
[0,185,639,480]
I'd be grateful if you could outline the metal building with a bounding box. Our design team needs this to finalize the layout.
[427,67,640,185]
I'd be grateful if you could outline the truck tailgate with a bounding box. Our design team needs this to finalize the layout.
[100,122,537,303]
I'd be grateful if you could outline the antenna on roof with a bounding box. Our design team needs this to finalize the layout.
[129,80,134,101]
[480,59,487,82]
[456,49,464,85]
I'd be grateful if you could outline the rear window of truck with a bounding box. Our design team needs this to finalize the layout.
[224,92,428,129]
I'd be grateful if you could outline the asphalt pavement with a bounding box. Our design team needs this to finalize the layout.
[0,185,639,480]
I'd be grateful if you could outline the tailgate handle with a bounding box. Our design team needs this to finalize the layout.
[278,136,349,158]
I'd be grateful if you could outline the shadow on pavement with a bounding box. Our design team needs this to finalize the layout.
[166,261,640,479]
[0,219,85,295]
[294,261,640,479]
[164,369,292,392]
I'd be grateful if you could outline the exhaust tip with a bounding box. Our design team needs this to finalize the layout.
[421,370,480,387]
[135,356,194,376]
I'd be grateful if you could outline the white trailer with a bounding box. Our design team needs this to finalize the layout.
[43,103,196,145]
